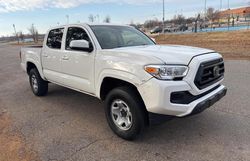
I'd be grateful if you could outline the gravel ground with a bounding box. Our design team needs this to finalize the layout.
[0,44,250,161]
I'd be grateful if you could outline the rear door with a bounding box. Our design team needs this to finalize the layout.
[60,26,95,94]
[42,28,64,84]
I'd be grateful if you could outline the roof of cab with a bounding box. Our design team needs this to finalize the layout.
[48,23,129,30]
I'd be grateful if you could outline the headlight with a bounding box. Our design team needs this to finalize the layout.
[144,65,188,80]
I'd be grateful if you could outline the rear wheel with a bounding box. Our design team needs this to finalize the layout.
[105,87,147,140]
[29,68,48,96]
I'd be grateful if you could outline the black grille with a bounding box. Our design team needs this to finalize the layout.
[195,58,225,89]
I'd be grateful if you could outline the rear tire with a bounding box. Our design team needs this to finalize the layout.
[105,87,147,140]
[29,68,48,96]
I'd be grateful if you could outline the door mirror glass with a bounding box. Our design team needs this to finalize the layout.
[69,40,93,52]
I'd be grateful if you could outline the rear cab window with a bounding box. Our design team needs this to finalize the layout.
[46,28,64,49]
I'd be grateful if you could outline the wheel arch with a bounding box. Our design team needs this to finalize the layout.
[96,69,144,99]
[26,60,45,80]
[99,77,139,100]
[100,77,150,126]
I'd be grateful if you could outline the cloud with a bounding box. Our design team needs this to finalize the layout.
[0,0,248,13]
[0,0,163,13]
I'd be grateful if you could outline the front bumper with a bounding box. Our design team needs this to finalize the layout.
[138,78,226,117]
[138,53,227,117]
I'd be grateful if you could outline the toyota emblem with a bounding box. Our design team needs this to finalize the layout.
[213,66,220,77]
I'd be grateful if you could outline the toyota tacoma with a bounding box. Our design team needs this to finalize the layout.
[20,24,227,140]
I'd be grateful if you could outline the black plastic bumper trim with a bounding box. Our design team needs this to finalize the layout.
[171,85,221,104]
[190,87,227,115]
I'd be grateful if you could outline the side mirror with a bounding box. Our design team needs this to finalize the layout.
[69,40,93,52]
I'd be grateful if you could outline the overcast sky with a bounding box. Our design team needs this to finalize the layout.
[0,0,249,36]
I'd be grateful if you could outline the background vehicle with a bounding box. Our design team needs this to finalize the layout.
[150,26,163,34]
[164,27,172,33]
[20,23,227,140]
[178,24,189,32]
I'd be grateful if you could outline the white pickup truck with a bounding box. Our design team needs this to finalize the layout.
[20,24,227,140]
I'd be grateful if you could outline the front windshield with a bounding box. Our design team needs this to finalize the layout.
[90,25,155,49]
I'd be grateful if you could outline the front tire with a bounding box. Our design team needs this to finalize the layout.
[29,68,48,96]
[105,87,147,140]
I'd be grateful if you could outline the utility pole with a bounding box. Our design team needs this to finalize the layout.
[219,0,222,27]
[12,24,19,44]
[204,0,207,20]
[66,15,69,24]
[96,14,100,23]
[203,0,207,31]
[228,0,230,31]
[162,0,165,34]
[248,19,249,30]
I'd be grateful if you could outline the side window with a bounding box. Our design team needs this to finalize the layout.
[65,27,91,50]
[46,28,64,49]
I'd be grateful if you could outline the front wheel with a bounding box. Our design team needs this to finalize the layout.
[105,87,147,140]
[29,68,48,96]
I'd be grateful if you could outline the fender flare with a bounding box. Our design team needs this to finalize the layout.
[95,69,143,99]
[26,59,46,80]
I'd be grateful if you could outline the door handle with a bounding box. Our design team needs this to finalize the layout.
[62,55,69,60]
[42,54,48,57]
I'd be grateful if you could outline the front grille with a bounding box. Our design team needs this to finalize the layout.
[194,58,225,90]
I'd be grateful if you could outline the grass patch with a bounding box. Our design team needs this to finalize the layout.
[155,30,250,60]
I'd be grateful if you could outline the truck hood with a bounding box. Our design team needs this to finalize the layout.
[111,45,214,65]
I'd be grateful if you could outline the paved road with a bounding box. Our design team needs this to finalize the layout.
[0,44,250,161]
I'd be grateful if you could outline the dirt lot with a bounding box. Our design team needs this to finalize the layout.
[0,42,250,161]
[155,30,250,60]
[0,112,39,161]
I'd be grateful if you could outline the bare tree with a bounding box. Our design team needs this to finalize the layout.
[103,15,111,23]
[18,31,24,42]
[144,19,161,29]
[186,17,196,24]
[194,14,201,33]
[88,14,94,23]
[130,20,134,26]
[172,14,186,25]
[206,7,220,22]
[28,24,38,43]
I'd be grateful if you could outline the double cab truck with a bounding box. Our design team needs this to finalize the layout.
[20,24,227,140]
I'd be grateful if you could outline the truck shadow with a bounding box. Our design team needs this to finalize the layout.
[13,82,243,161]
[45,84,227,143]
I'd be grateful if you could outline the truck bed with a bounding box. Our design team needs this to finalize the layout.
[20,46,43,74]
